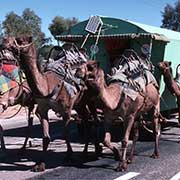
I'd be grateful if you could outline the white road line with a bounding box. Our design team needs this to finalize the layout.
[114,172,140,180]
[170,172,180,180]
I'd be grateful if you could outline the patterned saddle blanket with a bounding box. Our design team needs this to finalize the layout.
[0,64,24,94]
[45,43,88,97]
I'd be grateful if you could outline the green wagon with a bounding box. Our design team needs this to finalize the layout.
[57,16,180,113]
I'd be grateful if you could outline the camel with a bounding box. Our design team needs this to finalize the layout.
[85,61,161,171]
[157,61,180,123]
[0,77,36,150]
[2,36,97,170]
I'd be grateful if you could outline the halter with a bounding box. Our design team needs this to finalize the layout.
[14,39,33,49]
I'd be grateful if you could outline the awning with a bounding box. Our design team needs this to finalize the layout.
[56,33,169,42]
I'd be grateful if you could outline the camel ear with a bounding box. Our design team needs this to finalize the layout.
[169,61,172,66]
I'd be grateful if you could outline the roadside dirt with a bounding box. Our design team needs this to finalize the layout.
[0,105,27,119]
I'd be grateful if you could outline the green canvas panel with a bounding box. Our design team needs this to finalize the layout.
[58,17,180,112]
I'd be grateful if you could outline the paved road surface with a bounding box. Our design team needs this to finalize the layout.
[1,109,180,180]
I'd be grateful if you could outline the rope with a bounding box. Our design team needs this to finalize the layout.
[14,38,33,49]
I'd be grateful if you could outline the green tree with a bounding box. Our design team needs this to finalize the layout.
[2,12,25,36]
[48,16,67,40]
[22,8,46,47]
[48,16,79,41]
[2,8,50,48]
[0,22,3,43]
[161,1,180,31]
[66,17,79,30]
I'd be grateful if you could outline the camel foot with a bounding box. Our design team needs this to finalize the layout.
[115,161,128,172]
[150,153,159,159]
[127,157,134,164]
[32,162,46,172]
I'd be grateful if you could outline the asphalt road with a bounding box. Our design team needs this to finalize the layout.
[1,113,180,180]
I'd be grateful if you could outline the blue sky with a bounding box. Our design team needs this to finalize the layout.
[0,0,177,42]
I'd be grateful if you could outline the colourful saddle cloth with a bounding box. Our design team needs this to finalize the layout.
[0,64,23,94]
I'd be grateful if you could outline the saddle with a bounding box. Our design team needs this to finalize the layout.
[108,49,158,100]
[45,43,88,96]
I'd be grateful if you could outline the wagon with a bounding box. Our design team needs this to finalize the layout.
[56,16,180,116]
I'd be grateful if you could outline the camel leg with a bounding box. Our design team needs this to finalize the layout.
[103,118,121,161]
[151,111,160,158]
[21,105,34,149]
[76,105,91,155]
[128,121,140,164]
[62,113,73,158]
[0,125,6,150]
[117,114,135,172]
[177,98,180,124]
[34,106,51,152]
[41,118,51,152]
[31,107,50,172]
[82,120,90,154]
[88,103,103,156]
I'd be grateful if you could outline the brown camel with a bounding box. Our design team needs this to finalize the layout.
[2,36,97,170]
[85,62,161,171]
[157,61,180,123]
[0,78,36,150]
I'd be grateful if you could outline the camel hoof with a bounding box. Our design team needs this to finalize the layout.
[150,153,159,159]
[32,162,46,172]
[127,158,134,164]
[115,162,128,172]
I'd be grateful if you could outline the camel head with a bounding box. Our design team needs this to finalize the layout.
[1,36,34,57]
[157,61,172,74]
[85,61,105,94]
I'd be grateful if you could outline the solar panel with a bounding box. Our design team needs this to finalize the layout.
[85,16,103,34]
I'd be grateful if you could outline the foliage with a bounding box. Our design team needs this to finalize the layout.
[48,16,67,40]
[2,8,50,48]
[49,16,79,40]
[0,22,3,43]
[66,17,79,30]
[161,0,180,31]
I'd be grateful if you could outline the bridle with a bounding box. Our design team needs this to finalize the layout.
[14,38,33,49]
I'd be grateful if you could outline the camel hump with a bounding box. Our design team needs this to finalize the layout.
[48,43,88,68]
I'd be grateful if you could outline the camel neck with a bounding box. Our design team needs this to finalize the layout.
[20,47,49,96]
[98,83,121,110]
[163,69,180,96]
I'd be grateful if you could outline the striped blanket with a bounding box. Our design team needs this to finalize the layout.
[0,64,23,94]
